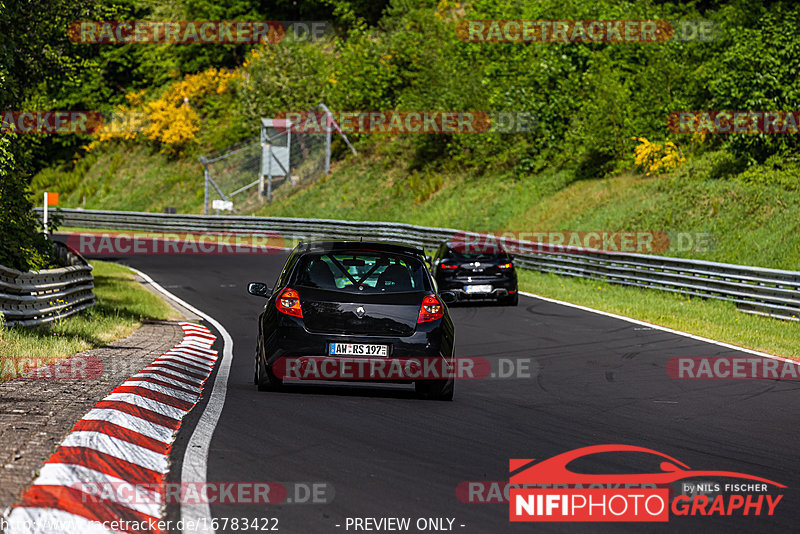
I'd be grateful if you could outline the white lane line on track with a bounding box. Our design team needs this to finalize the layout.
[129,267,234,534]
[519,290,800,365]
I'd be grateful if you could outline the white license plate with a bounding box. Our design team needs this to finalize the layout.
[465,284,493,294]
[329,343,388,357]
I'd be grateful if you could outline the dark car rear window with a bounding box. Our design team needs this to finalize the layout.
[293,252,428,293]
[446,247,510,261]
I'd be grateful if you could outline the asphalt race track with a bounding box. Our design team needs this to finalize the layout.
[68,245,800,533]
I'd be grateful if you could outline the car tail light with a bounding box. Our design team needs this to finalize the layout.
[418,294,444,323]
[497,263,513,270]
[440,263,458,270]
[276,288,303,318]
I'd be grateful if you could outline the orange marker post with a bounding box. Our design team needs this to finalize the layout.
[43,192,59,234]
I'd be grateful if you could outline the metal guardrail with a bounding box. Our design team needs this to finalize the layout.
[38,208,800,321]
[0,241,95,327]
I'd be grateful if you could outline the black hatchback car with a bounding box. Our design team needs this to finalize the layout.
[430,242,518,305]
[248,241,456,400]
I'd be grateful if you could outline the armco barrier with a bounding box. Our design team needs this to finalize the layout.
[0,241,95,327]
[36,208,800,321]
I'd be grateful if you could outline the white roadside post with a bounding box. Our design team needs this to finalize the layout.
[43,192,48,234]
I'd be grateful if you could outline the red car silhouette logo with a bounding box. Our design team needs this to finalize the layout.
[510,444,785,487]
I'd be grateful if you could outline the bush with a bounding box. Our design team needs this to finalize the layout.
[0,135,55,271]
[706,5,800,163]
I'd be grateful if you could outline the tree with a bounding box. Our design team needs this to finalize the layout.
[0,134,54,270]
[0,0,97,270]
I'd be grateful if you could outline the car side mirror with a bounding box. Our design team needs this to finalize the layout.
[440,291,456,304]
[425,255,432,264]
[248,282,271,298]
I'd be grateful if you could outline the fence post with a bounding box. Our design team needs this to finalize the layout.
[258,128,266,201]
[200,157,209,215]
[319,102,357,157]
[267,144,273,201]
[324,113,332,175]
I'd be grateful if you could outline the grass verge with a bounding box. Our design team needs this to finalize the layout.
[0,260,179,382]
[518,269,799,360]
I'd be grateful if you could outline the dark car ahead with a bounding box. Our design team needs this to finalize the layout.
[248,241,456,400]
[430,242,518,305]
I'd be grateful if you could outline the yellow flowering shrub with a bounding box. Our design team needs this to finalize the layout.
[434,0,465,20]
[633,137,686,176]
[87,68,236,155]
[143,98,200,152]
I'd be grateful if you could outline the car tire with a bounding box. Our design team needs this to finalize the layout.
[256,353,282,392]
[505,292,519,306]
[415,378,454,401]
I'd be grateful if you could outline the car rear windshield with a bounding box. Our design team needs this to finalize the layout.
[293,252,429,293]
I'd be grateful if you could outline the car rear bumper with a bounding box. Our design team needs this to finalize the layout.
[263,318,454,382]
[450,287,514,301]
[437,278,517,301]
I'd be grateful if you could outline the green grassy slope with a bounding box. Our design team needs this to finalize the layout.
[33,147,205,214]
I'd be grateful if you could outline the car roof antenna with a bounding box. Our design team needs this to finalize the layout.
[360,236,363,242]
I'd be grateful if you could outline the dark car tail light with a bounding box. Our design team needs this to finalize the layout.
[276,288,303,318]
[497,262,513,270]
[440,263,458,270]
[417,294,444,323]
